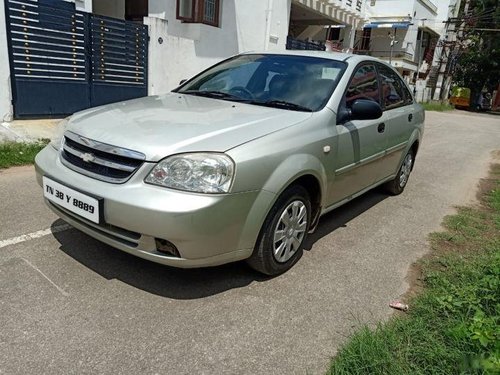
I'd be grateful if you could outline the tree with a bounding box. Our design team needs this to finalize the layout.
[452,0,500,105]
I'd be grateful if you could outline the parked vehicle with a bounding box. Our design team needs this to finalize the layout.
[449,86,492,111]
[449,86,471,109]
[35,52,424,275]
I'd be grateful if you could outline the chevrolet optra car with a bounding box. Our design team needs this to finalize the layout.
[35,51,424,275]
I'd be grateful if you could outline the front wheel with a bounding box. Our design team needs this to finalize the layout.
[384,150,414,195]
[246,185,311,275]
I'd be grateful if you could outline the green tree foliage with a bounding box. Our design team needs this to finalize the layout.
[453,0,500,96]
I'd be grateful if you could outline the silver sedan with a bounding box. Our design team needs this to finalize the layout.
[35,51,424,275]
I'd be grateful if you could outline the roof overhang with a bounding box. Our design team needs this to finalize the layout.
[364,21,412,29]
[419,25,440,37]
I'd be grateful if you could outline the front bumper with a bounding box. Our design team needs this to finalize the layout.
[35,146,276,268]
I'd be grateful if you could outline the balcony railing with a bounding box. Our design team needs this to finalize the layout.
[354,49,414,61]
[286,36,326,51]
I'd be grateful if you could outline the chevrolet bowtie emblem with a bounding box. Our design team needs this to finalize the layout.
[81,152,95,163]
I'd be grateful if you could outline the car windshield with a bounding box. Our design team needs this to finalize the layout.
[175,54,346,112]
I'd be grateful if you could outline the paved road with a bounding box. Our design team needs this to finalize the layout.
[1,111,499,375]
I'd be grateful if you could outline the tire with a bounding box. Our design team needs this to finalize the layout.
[247,185,311,276]
[384,149,415,195]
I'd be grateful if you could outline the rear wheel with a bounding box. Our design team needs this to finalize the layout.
[247,185,311,275]
[384,149,414,195]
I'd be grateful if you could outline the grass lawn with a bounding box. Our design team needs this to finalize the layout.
[422,102,455,112]
[328,164,500,374]
[0,140,49,169]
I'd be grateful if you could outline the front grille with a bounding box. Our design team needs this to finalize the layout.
[61,131,146,183]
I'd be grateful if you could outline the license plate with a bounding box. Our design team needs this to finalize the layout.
[43,176,101,224]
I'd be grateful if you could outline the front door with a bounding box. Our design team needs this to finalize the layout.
[328,63,386,205]
[374,63,416,181]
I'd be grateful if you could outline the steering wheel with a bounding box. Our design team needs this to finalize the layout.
[228,86,254,100]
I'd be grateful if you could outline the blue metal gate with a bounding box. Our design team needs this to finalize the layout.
[89,14,148,108]
[4,0,148,118]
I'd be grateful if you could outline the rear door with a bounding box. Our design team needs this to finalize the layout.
[374,63,415,181]
[328,63,386,205]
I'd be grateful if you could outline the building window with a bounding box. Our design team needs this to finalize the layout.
[203,0,217,24]
[176,0,221,27]
[177,0,194,20]
[125,0,148,22]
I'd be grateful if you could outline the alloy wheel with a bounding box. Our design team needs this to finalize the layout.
[273,200,308,263]
[399,153,413,188]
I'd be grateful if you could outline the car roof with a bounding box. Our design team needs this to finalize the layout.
[240,50,382,65]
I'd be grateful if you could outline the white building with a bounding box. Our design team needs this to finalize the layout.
[0,0,466,120]
[430,0,462,100]
[357,0,460,101]
[0,0,369,119]
[87,0,366,94]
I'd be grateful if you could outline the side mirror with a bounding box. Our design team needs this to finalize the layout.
[179,79,187,85]
[339,99,383,123]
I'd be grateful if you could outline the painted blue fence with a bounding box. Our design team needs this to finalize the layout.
[5,0,148,118]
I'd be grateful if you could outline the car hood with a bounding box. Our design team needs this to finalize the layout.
[67,93,312,161]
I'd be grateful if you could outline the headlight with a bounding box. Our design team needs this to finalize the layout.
[145,153,235,193]
[50,117,70,150]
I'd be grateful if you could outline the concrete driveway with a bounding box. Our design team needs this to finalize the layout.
[1,111,499,375]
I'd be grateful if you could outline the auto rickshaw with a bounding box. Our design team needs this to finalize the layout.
[450,87,492,111]
[449,87,471,109]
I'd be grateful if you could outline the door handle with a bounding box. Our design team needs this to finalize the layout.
[377,123,385,133]
[408,113,413,122]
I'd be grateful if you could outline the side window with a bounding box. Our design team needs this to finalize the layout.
[402,84,414,105]
[377,65,408,109]
[345,64,380,109]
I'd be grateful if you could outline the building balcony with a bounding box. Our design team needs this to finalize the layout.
[286,36,326,51]
[354,49,419,72]
[354,49,414,61]
[293,0,364,23]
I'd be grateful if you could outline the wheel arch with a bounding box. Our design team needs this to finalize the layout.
[235,154,327,254]
[287,174,322,228]
[258,154,327,237]
[409,139,419,170]
[262,153,326,208]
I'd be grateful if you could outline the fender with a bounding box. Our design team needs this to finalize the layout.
[261,153,328,204]
[236,153,328,251]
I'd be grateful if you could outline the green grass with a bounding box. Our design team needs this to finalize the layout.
[0,140,49,169]
[422,102,455,112]
[328,165,500,374]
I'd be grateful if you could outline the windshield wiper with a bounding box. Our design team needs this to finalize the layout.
[182,90,249,101]
[250,100,313,112]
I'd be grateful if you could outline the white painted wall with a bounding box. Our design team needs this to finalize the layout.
[366,0,414,19]
[0,0,13,121]
[365,0,441,65]
[412,0,440,33]
[368,28,409,53]
[65,0,92,12]
[146,0,291,94]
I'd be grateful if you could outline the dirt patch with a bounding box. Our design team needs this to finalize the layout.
[402,155,500,302]
[0,165,35,175]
